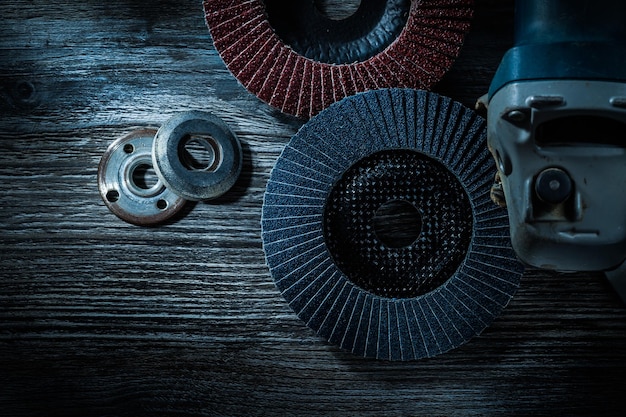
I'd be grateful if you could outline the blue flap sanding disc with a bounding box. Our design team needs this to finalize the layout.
[261,89,524,360]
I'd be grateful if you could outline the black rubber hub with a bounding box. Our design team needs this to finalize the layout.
[324,149,473,298]
[264,0,410,64]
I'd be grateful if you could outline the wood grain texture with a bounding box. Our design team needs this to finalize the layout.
[1,1,625,416]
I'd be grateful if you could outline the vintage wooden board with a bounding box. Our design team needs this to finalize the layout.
[1,1,625,415]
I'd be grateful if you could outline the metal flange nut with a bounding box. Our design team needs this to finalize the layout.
[98,129,187,225]
[152,111,243,201]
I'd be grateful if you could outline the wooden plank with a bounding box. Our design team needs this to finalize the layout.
[1,1,625,416]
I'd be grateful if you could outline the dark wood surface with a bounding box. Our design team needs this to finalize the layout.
[1,1,625,416]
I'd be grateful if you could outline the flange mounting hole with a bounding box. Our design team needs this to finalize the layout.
[132,163,159,190]
[156,199,168,210]
[106,190,120,203]
[123,144,134,154]
[314,0,361,21]
[373,199,423,248]
[180,135,220,172]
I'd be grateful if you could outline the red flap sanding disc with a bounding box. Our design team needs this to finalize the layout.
[204,0,474,118]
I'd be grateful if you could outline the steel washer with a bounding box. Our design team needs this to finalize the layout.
[98,129,187,225]
[152,111,243,201]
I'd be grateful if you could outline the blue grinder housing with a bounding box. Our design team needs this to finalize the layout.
[486,0,626,272]
[489,0,626,99]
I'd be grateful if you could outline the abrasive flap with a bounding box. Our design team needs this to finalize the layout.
[204,0,474,118]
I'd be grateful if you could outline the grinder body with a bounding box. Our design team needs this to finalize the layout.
[487,0,626,271]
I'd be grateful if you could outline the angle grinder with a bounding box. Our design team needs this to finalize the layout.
[485,0,626,299]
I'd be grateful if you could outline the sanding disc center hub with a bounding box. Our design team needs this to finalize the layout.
[264,0,410,64]
[323,149,473,299]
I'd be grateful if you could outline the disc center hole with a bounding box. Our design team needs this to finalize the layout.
[314,0,361,20]
[180,134,220,172]
[132,163,159,190]
[373,200,422,248]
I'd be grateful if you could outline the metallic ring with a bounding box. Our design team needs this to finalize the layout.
[152,111,243,201]
[98,129,187,225]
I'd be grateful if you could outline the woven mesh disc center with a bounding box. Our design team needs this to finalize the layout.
[323,149,473,298]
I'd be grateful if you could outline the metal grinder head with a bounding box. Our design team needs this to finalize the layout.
[486,0,626,272]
